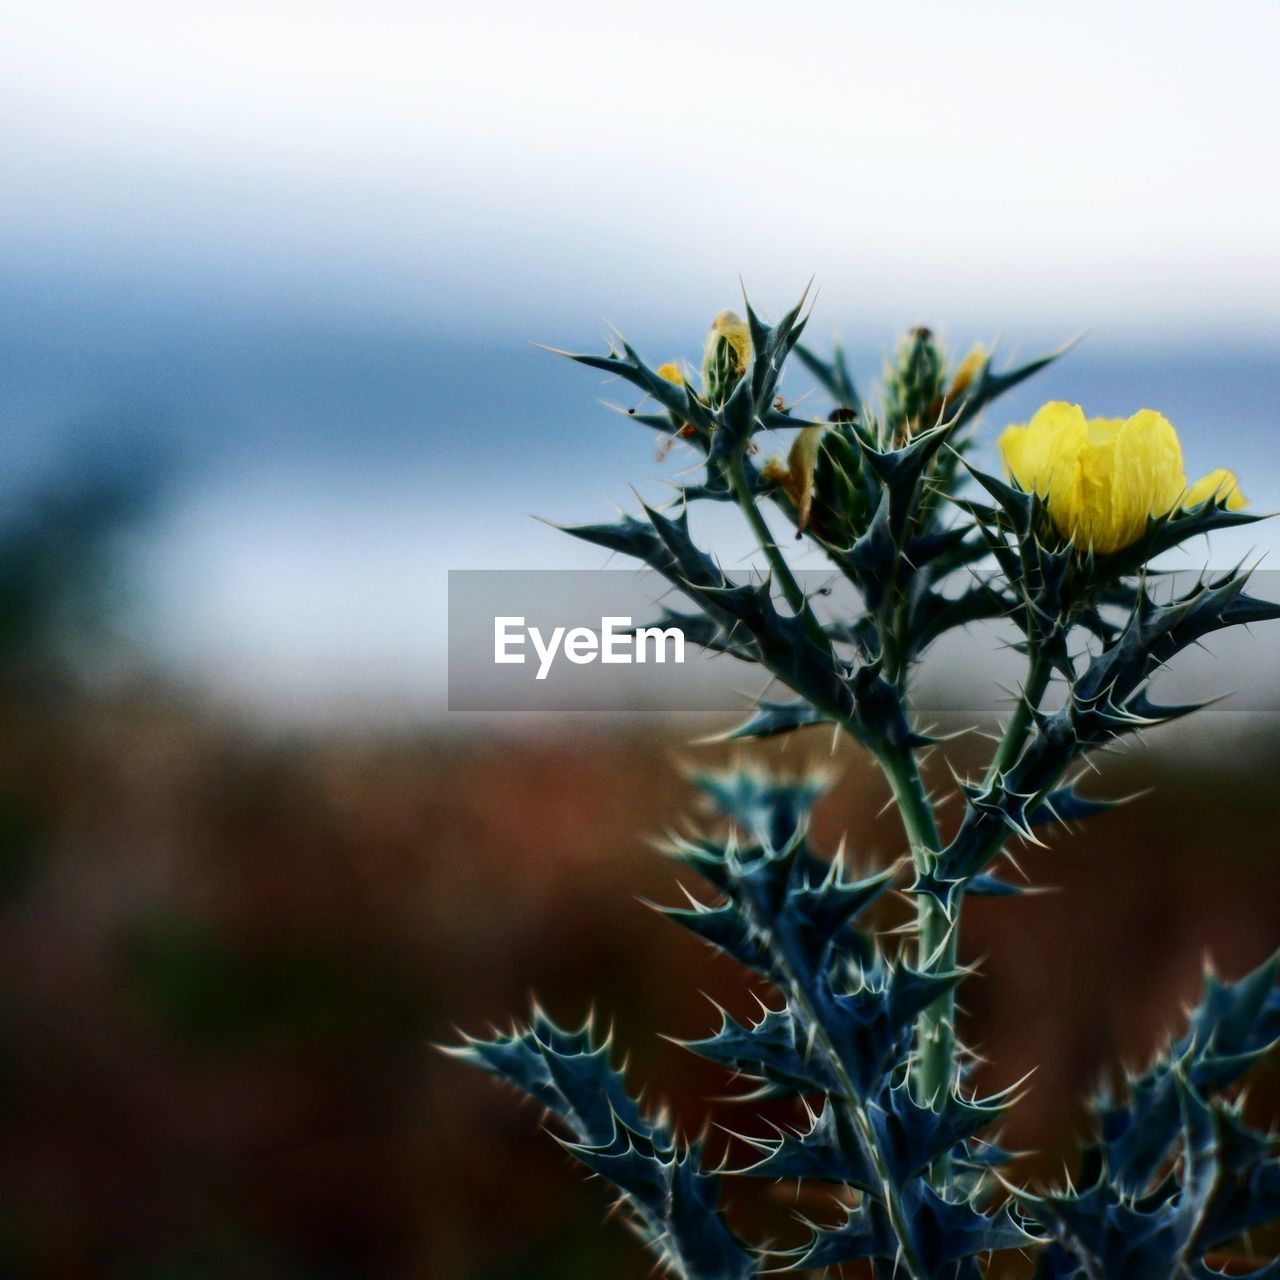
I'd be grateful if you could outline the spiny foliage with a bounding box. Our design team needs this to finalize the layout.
[446,1008,753,1279]
[456,773,1033,1278]
[1026,954,1280,1279]
[452,290,1280,1277]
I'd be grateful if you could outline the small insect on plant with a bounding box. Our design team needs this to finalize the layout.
[446,289,1280,1279]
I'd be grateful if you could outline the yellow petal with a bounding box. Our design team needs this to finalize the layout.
[701,310,752,405]
[656,361,684,386]
[1070,420,1123,552]
[786,425,827,530]
[704,310,751,375]
[1185,468,1246,510]
[948,343,987,399]
[1000,401,1087,500]
[1119,410,1187,516]
[998,424,1030,485]
[760,455,790,486]
[1078,409,1185,554]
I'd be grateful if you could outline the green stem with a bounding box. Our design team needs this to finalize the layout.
[903,655,1055,1115]
[726,454,808,616]
[880,743,941,857]
[784,976,928,1280]
[881,744,956,1114]
[983,652,1051,789]
[915,897,958,1103]
[907,653,1057,1117]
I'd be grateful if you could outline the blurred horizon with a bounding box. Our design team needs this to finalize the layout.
[3,0,1277,723]
[4,308,1279,723]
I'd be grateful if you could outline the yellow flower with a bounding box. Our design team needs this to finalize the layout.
[1185,468,1243,509]
[655,361,684,386]
[947,342,987,400]
[760,455,790,486]
[707,310,751,369]
[762,425,827,530]
[999,402,1245,555]
[701,310,752,405]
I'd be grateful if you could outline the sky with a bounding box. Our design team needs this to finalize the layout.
[1,1,1278,720]
[6,1,1279,330]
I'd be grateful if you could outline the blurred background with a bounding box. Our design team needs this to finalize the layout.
[1,1,1279,1276]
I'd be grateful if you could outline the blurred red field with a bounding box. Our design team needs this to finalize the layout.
[2,683,1277,1278]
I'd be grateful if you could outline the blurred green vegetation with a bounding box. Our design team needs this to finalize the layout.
[0,469,1276,1278]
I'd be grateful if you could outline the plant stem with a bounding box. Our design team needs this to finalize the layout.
[983,652,1051,788]
[726,458,937,1259]
[784,976,928,1280]
[915,894,958,1099]
[726,451,855,685]
[902,655,1055,1114]
[880,744,956,1113]
[880,743,941,857]
[726,454,808,615]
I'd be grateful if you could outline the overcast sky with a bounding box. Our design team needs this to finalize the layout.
[4,0,1278,333]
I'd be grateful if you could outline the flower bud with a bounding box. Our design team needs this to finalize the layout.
[1184,467,1245,511]
[701,310,751,407]
[884,326,945,437]
[655,361,684,387]
[761,425,826,530]
[947,342,988,400]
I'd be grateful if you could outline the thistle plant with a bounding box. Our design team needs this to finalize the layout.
[448,289,1280,1279]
